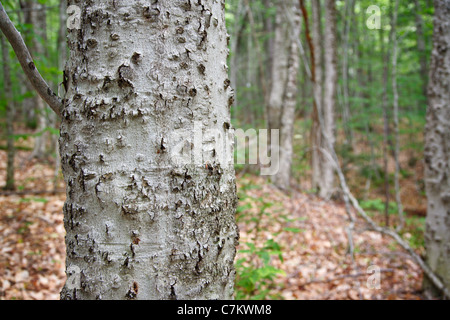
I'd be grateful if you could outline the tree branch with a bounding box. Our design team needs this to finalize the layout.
[0,2,62,116]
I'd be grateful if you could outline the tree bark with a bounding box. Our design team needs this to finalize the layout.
[391,0,405,231]
[60,0,238,300]
[423,0,450,298]
[1,34,15,191]
[341,0,355,148]
[266,0,289,135]
[272,0,301,190]
[310,0,323,193]
[30,0,49,159]
[414,0,429,99]
[319,0,338,199]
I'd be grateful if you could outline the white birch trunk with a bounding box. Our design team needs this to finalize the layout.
[60,0,238,300]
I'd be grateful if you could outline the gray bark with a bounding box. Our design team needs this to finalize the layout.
[60,0,238,300]
[272,0,300,190]
[30,1,49,159]
[414,0,429,98]
[311,0,323,192]
[266,0,289,135]
[341,0,355,148]
[1,34,15,190]
[423,0,450,298]
[391,0,405,231]
[319,0,337,199]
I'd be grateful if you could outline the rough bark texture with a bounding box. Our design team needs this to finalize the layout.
[60,0,238,300]
[423,0,450,298]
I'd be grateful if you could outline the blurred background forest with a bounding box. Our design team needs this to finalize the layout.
[0,0,442,299]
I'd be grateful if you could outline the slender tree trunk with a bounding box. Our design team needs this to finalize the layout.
[310,0,323,192]
[53,0,67,190]
[29,0,49,159]
[319,0,338,199]
[1,34,15,191]
[423,0,450,299]
[230,0,244,120]
[273,0,301,190]
[60,0,238,300]
[391,0,405,231]
[341,0,355,148]
[414,0,429,99]
[18,0,35,126]
[266,0,289,135]
[263,0,274,97]
[380,5,392,227]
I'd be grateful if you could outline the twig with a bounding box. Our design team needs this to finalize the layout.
[0,2,62,115]
[311,57,450,299]
[0,189,65,196]
[300,268,395,287]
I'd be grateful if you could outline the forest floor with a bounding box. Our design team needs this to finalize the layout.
[0,148,425,300]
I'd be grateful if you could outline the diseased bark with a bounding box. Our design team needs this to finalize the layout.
[423,0,450,298]
[1,34,15,191]
[60,0,238,300]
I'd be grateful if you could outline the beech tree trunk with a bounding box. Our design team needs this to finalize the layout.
[60,0,238,300]
[423,0,450,298]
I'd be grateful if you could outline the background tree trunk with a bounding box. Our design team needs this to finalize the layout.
[266,0,289,136]
[1,34,15,190]
[414,0,429,99]
[272,0,300,190]
[60,0,238,300]
[310,0,323,193]
[319,0,338,199]
[30,0,49,159]
[423,0,450,299]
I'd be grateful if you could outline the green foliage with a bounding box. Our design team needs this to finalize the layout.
[403,216,426,249]
[360,198,399,215]
[235,239,285,300]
